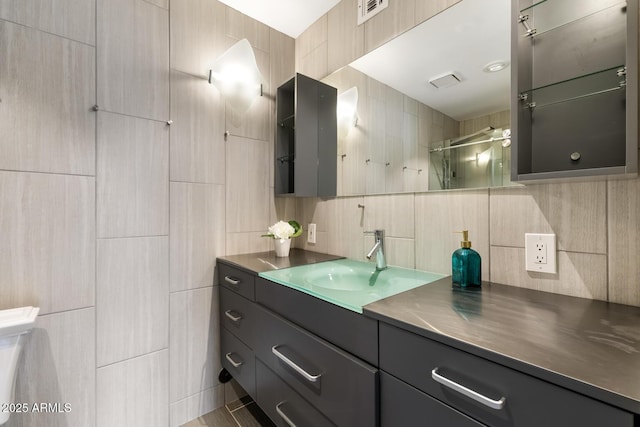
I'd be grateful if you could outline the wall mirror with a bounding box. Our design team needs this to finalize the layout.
[322,0,513,195]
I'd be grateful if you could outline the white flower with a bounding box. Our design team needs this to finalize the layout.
[268,220,296,240]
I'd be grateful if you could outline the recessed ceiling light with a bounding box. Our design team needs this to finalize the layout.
[483,61,509,73]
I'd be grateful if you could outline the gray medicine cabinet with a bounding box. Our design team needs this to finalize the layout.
[276,73,337,197]
[512,0,638,182]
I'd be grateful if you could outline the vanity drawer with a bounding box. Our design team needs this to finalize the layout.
[379,323,633,427]
[381,371,485,427]
[256,359,335,427]
[256,276,378,365]
[220,286,257,348]
[221,327,255,398]
[218,262,255,300]
[255,305,378,427]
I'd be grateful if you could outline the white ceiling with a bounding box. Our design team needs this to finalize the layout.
[349,0,511,121]
[217,0,341,38]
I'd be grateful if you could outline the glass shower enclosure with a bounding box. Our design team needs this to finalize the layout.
[429,127,511,190]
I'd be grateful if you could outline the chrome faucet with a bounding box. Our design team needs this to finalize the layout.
[365,230,387,270]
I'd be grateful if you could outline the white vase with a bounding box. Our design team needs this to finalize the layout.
[274,238,291,257]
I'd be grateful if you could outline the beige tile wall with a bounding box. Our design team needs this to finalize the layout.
[323,66,443,195]
[169,287,218,405]
[96,237,169,367]
[96,112,170,238]
[0,0,95,44]
[294,0,640,308]
[97,0,169,121]
[12,308,96,427]
[97,350,170,427]
[0,21,95,175]
[0,172,95,315]
[2,0,295,426]
[170,70,226,184]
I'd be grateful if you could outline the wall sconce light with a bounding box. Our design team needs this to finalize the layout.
[337,86,359,139]
[208,38,264,114]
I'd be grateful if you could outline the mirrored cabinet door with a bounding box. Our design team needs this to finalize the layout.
[512,0,638,181]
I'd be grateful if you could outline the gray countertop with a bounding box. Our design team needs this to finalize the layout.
[217,250,640,414]
[217,248,342,274]
[364,278,640,414]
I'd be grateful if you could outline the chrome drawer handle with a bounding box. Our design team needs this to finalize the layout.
[224,310,242,322]
[275,401,297,427]
[224,276,240,285]
[431,368,506,410]
[271,345,321,383]
[225,353,243,368]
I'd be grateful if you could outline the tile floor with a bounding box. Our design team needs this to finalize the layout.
[181,396,275,427]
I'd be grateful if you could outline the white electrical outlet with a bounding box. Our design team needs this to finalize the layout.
[525,233,557,274]
[307,223,317,244]
[534,240,547,264]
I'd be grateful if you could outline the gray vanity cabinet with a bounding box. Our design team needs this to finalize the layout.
[276,73,337,197]
[379,323,634,427]
[511,0,638,181]
[218,259,378,427]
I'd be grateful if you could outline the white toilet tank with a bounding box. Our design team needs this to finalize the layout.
[0,306,39,426]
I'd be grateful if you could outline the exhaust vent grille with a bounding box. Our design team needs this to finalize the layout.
[429,73,462,89]
[357,0,388,25]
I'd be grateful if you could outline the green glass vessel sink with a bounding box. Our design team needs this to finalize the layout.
[258,259,446,313]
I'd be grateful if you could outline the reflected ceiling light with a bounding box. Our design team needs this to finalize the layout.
[208,39,264,114]
[483,60,509,73]
[475,148,492,166]
[337,87,359,138]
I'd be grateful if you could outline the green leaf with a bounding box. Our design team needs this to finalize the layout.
[288,220,303,237]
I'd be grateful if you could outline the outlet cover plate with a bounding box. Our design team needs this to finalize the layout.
[307,223,317,244]
[525,233,557,274]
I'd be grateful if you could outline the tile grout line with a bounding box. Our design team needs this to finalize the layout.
[226,400,253,413]
[94,1,99,427]
[0,16,96,47]
[167,0,173,423]
[227,406,243,427]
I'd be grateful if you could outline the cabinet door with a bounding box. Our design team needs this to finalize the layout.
[294,73,320,196]
[380,323,634,427]
[256,359,335,427]
[512,0,638,180]
[381,372,485,427]
[275,73,337,197]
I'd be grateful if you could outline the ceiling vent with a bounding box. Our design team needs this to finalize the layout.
[357,0,389,25]
[428,73,462,89]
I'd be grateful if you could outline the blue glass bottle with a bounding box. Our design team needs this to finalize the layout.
[452,230,481,288]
